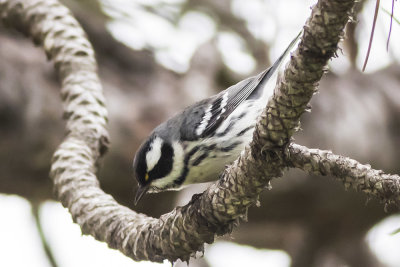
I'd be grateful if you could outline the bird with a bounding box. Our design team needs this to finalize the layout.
[133,32,302,205]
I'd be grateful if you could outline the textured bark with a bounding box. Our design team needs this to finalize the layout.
[3,0,396,264]
[289,144,400,211]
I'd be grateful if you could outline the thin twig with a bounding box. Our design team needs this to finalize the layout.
[31,203,59,267]
[386,0,395,51]
[362,0,380,72]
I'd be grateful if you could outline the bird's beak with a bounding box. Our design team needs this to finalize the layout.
[134,184,150,205]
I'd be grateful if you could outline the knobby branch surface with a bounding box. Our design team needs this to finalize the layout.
[1,0,379,263]
[289,144,400,210]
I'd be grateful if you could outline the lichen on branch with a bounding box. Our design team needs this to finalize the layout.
[289,144,400,210]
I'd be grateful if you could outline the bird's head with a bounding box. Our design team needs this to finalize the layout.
[133,133,183,204]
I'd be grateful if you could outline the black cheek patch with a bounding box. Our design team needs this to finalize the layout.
[148,143,174,180]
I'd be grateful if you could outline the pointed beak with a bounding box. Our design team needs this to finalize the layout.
[134,184,150,205]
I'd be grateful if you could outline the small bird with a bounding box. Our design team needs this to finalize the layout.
[133,32,301,204]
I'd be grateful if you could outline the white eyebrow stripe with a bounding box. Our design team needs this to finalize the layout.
[146,137,163,171]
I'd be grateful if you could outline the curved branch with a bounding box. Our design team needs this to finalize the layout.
[289,144,400,210]
[0,0,357,263]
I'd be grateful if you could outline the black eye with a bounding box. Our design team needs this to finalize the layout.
[148,143,174,180]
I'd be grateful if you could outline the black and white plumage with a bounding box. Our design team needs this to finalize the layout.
[133,32,301,204]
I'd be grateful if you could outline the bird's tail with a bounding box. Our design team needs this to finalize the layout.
[269,30,303,75]
[257,30,303,100]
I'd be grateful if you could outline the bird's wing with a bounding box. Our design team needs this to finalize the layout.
[194,72,268,137]
[195,31,302,138]
[180,30,302,140]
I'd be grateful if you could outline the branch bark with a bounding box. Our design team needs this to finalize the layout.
[289,144,400,211]
[1,0,384,263]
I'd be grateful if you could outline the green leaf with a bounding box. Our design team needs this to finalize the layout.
[382,8,400,25]
[390,227,400,235]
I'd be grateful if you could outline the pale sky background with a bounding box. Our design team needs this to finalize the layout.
[1,0,400,266]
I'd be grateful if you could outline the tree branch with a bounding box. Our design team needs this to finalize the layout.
[0,0,361,263]
[289,143,400,210]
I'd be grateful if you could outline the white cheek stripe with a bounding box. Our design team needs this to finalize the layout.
[151,141,184,189]
[196,104,213,136]
[145,137,163,171]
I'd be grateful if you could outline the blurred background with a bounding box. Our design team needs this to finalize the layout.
[0,0,400,266]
